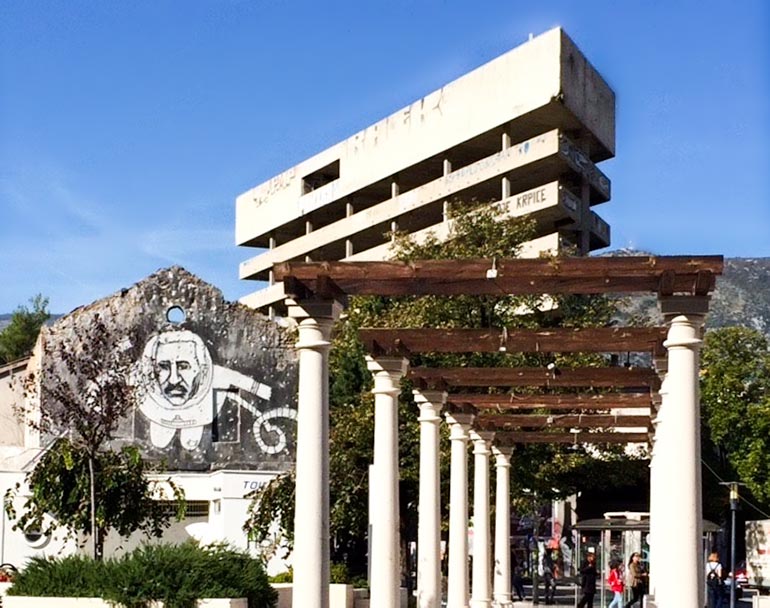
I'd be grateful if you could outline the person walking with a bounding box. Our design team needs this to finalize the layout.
[623,552,647,607]
[607,560,624,608]
[576,551,598,607]
[706,551,727,608]
[511,556,526,601]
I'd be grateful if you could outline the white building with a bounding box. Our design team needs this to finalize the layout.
[236,27,615,314]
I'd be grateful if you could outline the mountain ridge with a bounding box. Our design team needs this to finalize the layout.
[2,255,768,336]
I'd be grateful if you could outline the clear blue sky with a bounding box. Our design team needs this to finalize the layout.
[1,0,768,314]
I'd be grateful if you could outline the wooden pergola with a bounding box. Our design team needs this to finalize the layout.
[359,325,662,445]
[277,255,723,608]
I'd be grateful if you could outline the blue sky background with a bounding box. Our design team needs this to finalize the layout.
[1,0,768,314]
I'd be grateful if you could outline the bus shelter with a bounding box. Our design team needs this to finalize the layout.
[574,514,721,606]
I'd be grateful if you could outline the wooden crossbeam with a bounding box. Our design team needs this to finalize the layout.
[275,256,723,298]
[447,393,653,410]
[477,413,652,429]
[410,366,659,390]
[359,327,667,356]
[495,431,650,445]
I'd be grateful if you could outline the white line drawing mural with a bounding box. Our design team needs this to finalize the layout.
[135,329,295,452]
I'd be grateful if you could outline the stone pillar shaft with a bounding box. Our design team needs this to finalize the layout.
[656,296,709,608]
[492,447,514,608]
[290,308,335,608]
[367,357,408,608]
[446,413,473,608]
[470,431,494,608]
[415,390,446,608]
[648,357,668,601]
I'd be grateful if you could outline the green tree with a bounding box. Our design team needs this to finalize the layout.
[245,200,632,577]
[700,326,770,504]
[0,294,50,364]
[6,311,184,559]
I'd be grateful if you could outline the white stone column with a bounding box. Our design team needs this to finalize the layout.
[288,300,339,608]
[492,446,514,608]
[414,389,446,608]
[446,412,473,608]
[657,295,709,608]
[470,430,494,608]
[648,356,668,603]
[367,356,409,608]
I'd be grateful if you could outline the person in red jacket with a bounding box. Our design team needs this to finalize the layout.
[607,560,624,608]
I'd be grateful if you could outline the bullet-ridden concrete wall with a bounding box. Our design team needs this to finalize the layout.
[38,266,298,472]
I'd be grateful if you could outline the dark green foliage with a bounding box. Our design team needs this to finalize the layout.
[7,554,108,597]
[0,294,49,363]
[245,199,630,577]
[8,542,278,608]
[700,326,770,504]
[7,310,185,559]
[6,439,185,550]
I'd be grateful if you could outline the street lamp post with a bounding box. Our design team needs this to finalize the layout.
[719,481,742,608]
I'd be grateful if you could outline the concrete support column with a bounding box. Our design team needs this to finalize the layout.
[470,431,494,608]
[345,202,355,257]
[446,412,474,608]
[367,356,409,608]
[492,446,514,608]
[656,295,710,608]
[414,389,447,608]
[648,356,668,601]
[288,300,340,608]
[501,131,511,199]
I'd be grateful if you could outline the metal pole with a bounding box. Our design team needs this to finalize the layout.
[729,483,738,608]
[720,481,741,608]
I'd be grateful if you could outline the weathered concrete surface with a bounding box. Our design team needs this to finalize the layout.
[38,266,298,472]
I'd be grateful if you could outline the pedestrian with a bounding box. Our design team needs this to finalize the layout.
[576,551,597,607]
[542,548,556,604]
[706,551,726,608]
[607,560,624,608]
[623,552,647,608]
[511,555,525,601]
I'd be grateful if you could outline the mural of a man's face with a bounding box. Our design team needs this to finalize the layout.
[154,340,202,405]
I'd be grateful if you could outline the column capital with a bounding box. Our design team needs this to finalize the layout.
[470,430,495,455]
[658,295,710,320]
[445,411,474,428]
[366,356,409,396]
[366,355,409,377]
[414,389,446,423]
[445,412,473,442]
[286,298,344,321]
[492,445,514,463]
[413,389,447,407]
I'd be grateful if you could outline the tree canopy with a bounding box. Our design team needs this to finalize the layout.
[245,200,638,577]
[700,326,770,505]
[0,294,50,364]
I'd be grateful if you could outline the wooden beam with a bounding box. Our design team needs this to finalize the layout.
[273,256,723,298]
[410,366,659,389]
[358,327,667,356]
[447,393,654,410]
[495,431,650,445]
[477,413,651,428]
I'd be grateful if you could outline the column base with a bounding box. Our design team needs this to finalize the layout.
[470,600,492,608]
[492,601,513,608]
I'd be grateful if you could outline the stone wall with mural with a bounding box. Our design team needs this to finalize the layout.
[38,266,298,472]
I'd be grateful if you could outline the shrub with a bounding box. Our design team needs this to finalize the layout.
[268,569,293,583]
[329,561,349,584]
[8,554,109,597]
[8,542,277,608]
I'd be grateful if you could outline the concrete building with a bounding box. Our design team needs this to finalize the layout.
[236,27,615,314]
